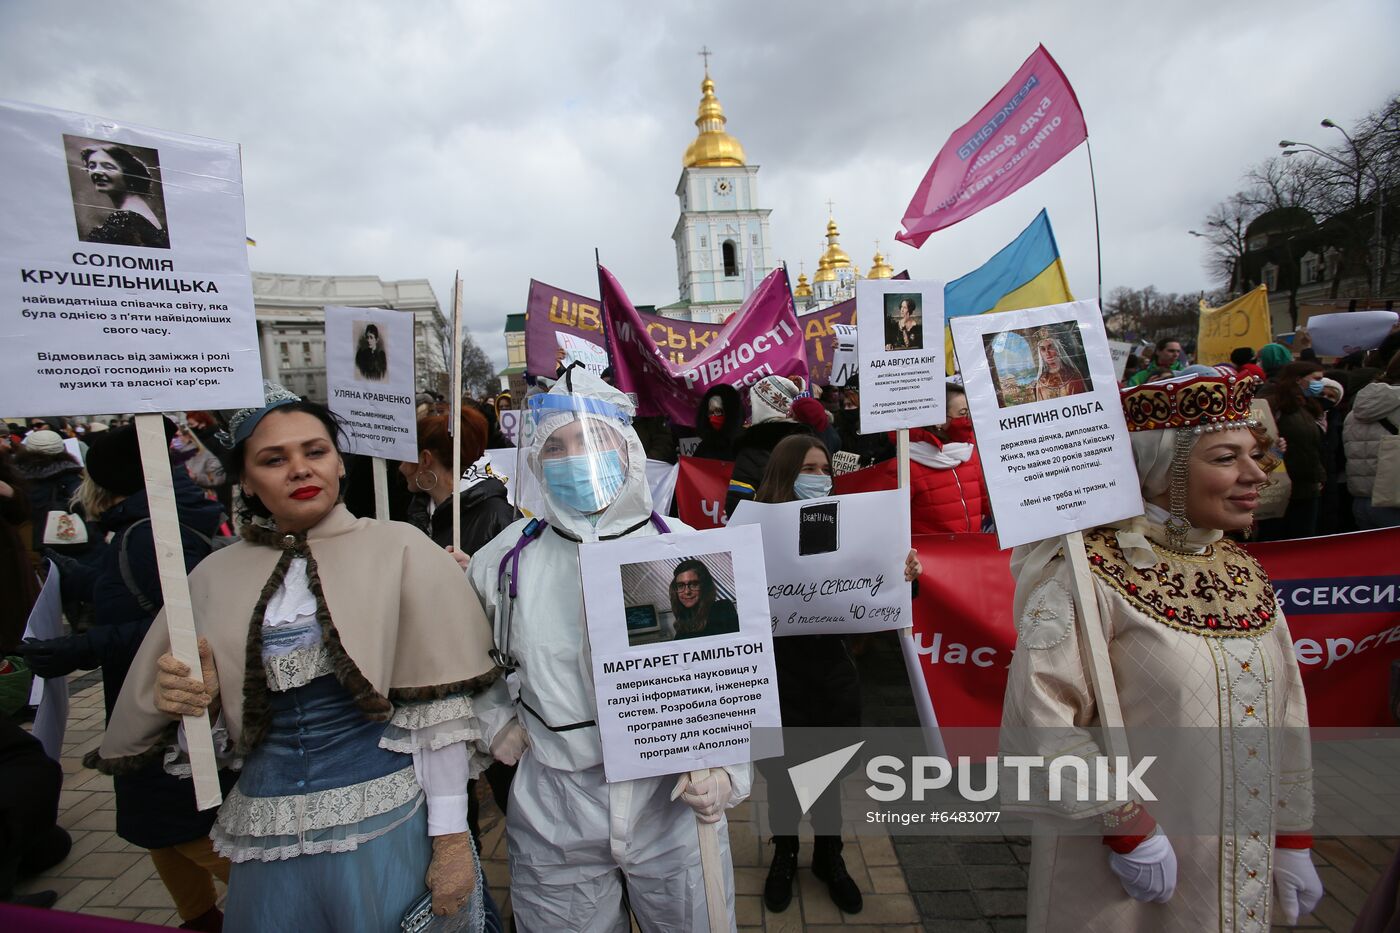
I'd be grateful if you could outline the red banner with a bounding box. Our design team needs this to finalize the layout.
[909,528,1400,730]
[675,456,733,529]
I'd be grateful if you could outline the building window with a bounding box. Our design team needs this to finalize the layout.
[722,240,738,277]
[699,236,707,248]
[1261,263,1278,292]
[751,234,758,246]
[1300,252,1320,284]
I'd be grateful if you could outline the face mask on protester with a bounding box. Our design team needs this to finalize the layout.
[945,417,975,444]
[1317,396,1337,413]
[708,414,725,431]
[1305,380,1325,397]
[793,474,832,500]
[541,450,627,513]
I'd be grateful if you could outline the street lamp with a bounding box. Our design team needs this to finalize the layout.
[1278,122,1386,296]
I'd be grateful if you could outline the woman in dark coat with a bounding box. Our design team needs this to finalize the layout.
[1261,360,1327,540]
[401,405,515,560]
[16,424,233,931]
[692,384,744,461]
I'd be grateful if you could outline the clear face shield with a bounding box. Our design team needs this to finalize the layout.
[518,390,632,518]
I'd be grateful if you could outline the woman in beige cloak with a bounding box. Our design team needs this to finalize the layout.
[1001,372,1323,933]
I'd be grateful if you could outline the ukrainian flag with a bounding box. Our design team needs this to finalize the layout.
[943,209,1073,373]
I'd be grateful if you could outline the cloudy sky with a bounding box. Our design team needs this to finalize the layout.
[3,0,1393,367]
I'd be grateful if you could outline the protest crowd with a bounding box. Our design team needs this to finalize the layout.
[4,38,1400,933]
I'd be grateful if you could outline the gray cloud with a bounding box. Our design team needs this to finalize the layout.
[2,0,1394,365]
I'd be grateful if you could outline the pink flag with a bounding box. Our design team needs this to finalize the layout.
[601,264,808,425]
[896,45,1086,248]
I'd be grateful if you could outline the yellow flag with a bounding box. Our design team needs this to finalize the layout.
[1196,285,1271,365]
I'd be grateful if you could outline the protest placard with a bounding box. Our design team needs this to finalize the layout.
[951,300,1140,548]
[729,488,911,636]
[855,279,946,431]
[324,305,417,462]
[556,330,610,378]
[1305,309,1398,358]
[1107,339,1133,381]
[829,323,858,387]
[23,560,68,761]
[579,524,781,782]
[0,100,262,415]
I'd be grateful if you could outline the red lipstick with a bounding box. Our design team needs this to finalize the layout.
[290,486,322,500]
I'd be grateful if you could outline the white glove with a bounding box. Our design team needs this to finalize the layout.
[489,719,528,766]
[670,769,732,824]
[1273,848,1323,924]
[1108,830,1177,903]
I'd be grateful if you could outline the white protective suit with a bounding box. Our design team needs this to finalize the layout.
[469,370,750,932]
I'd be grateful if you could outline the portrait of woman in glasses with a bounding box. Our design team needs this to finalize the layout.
[668,557,740,640]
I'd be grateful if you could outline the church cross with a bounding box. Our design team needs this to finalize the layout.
[825,199,835,216]
[698,46,712,73]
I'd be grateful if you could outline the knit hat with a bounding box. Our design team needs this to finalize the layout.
[790,397,830,433]
[750,375,802,424]
[85,420,176,496]
[1257,343,1292,375]
[1319,377,1345,402]
[22,430,65,455]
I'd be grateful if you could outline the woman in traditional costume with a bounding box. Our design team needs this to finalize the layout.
[1000,372,1323,932]
[93,384,500,932]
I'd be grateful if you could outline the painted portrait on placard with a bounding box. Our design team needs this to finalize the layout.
[983,320,1092,409]
[883,293,923,352]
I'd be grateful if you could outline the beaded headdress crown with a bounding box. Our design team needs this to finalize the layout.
[1120,373,1259,434]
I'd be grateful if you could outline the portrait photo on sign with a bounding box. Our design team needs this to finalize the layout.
[883,293,923,352]
[352,320,389,381]
[619,551,740,647]
[63,134,170,249]
[983,320,1093,410]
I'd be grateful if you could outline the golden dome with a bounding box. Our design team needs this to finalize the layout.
[793,272,813,297]
[682,73,746,168]
[868,250,893,279]
[813,252,836,283]
[820,217,851,269]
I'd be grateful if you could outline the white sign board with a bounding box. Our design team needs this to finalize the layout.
[556,331,610,378]
[951,300,1141,549]
[0,100,262,416]
[855,279,946,431]
[23,561,69,761]
[829,323,858,387]
[729,488,911,636]
[579,524,781,782]
[1107,339,1134,381]
[497,408,521,446]
[325,305,417,462]
[1306,310,1398,358]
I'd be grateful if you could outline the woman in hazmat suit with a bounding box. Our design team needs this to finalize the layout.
[469,366,750,931]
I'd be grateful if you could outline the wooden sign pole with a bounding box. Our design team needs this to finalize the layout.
[371,457,390,521]
[689,767,730,933]
[1061,530,1128,759]
[135,414,222,810]
[449,272,464,553]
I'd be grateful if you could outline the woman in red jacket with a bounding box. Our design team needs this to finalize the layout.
[898,386,988,533]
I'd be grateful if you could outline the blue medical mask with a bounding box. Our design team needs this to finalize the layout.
[1305,379,1325,397]
[541,450,627,513]
[793,474,832,500]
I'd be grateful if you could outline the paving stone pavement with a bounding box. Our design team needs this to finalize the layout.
[16,641,1400,930]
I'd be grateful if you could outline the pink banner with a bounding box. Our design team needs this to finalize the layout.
[896,45,1087,248]
[601,265,809,423]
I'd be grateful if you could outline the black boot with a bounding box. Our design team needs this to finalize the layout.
[812,835,863,914]
[763,836,799,913]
